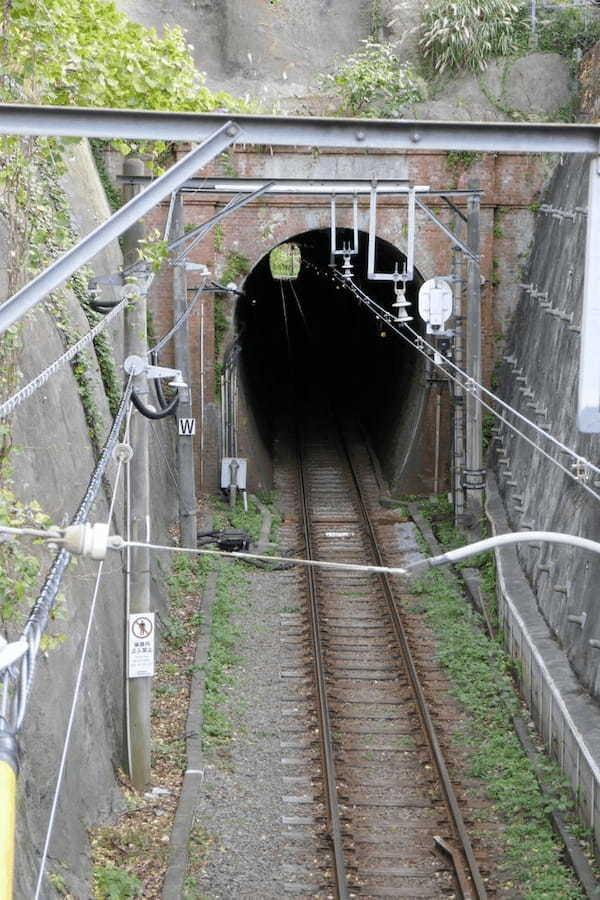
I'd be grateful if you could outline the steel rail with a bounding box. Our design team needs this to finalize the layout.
[336,424,487,900]
[295,425,350,900]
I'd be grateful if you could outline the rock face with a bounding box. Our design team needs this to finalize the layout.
[414,53,573,121]
[118,0,372,108]
[117,0,575,119]
[6,141,178,896]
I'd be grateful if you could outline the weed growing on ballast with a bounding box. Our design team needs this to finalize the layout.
[411,496,585,897]
[202,558,245,751]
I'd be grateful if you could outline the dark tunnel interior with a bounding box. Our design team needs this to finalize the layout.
[235,227,425,469]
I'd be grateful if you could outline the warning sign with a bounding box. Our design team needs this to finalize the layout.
[128,612,155,678]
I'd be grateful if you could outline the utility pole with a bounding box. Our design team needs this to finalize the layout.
[171,192,197,548]
[464,179,484,532]
[451,217,466,526]
[122,156,151,792]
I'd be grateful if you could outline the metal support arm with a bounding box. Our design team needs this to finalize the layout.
[0,121,242,335]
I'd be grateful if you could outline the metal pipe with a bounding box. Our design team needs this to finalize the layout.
[0,121,241,335]
[172,193,197,548]
[434,388,441,494]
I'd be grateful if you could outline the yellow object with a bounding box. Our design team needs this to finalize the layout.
[0,759,16,900]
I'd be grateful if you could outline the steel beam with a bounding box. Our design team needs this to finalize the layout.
[415,197,478,261]
[0,121,241,335]
[577,156,600,432]
[167,182,273,255]
[119,176,483,197]
[1,104,600,153]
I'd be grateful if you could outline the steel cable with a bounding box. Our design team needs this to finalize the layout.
[33,409,130,900]
[304,262,600,501]
[0,294,132,420]
[7,377,133,733]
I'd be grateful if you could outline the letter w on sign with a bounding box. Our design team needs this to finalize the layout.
[178,417,196,436]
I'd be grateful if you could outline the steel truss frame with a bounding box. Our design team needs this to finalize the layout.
[0,103,598,430]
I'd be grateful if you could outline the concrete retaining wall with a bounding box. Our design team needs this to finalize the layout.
[487,476,600,849]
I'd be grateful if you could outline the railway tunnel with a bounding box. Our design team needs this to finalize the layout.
[233,227,451,495]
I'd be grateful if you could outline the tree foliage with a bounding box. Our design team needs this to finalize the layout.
[3,0,240,112]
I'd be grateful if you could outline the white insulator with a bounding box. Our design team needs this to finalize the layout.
[62,522,110,560]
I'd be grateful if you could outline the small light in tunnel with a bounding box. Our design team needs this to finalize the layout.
[269,242,301,280]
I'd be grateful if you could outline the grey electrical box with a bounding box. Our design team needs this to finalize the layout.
[220,457,247,490]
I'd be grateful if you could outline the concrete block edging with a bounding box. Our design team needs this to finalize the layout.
[486,473,600,847]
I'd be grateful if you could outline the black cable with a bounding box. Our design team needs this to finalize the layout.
[149,349,170,411]
[131,388,179,420]
[87,296,122,312]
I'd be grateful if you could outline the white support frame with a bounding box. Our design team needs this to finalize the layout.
[330,195,359,257]
[368,183,416,283]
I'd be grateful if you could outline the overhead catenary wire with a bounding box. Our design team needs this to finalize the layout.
[335,267,600,478]
[149,278,207,356]
[304,261,600,503]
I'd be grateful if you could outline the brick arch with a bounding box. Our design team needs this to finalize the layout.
[232,226,450,496]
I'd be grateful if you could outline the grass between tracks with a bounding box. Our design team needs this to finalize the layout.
[410,495,591,899]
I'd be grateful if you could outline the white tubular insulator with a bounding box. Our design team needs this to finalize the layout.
[0,639,28,673]
[61,523,110,560]
[422,531,600,568]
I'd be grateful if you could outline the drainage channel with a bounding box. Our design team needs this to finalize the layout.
[281,409,487,899]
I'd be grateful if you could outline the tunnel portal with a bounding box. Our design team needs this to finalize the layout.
[234,228,447,494]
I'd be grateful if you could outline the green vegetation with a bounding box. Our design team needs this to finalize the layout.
[412,568,583,897]
[183,825,216,899]
[537,6,600,58]
[420,0,527,73]
[412,495,587,897]
[319,40,426,117]
[93,866,142,899]
[89,140,122,213]
[269,243,302,280]
[446,151,482,172]
[3,0,239,114]
[202,557,245,750]
[213,224,224,253]
[221,250,251,287]
[0,476,51,625]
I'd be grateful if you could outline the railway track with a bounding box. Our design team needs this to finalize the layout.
[276,409,488,899]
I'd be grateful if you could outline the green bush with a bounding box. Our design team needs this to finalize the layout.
[93,865,142,899]
[537,6,600,57]
[320,41,425,117]
[420,0,527,73]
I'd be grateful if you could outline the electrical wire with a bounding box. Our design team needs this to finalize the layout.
[149,279,206,356]
[33,421,129,900]
[0,294,130,420]
[120,538,409,576]
[6,377,134,733]
[335,268,600,480]
[304,261,600,504]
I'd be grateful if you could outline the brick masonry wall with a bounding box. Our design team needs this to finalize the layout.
[144,146,548,493]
